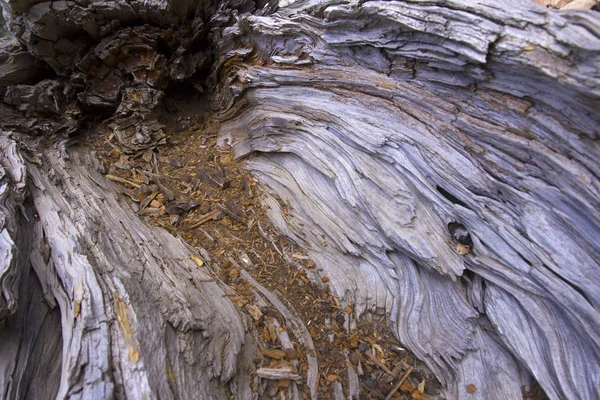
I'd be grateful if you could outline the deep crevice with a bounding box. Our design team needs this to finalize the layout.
[436,185,471,210]
[544,263,593,308]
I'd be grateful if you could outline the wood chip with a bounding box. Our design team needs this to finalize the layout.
[121,188,139,202]
[106,174,141,188]
[385,367,414,400]
[189,254,204,267]
[278,379,291,388]
[216,200,246,224]
[189,209,224,229]
[140,191,159,209]
[261,349,286,359]
[246,304,263,321]
[284,348,299,360]
[256,368,301,381]
[418,379,425,393]
[365,350,394,376]
[196,166,230,189]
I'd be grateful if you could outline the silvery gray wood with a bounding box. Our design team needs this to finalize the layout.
[0,0,599,399]
[0,137,256,399]
[215,1,600,399]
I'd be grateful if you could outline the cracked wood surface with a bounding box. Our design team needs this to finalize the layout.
[214,2,600,399]
[0,0,599,399]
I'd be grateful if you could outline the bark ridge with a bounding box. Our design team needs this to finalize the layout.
[0,0,599,399]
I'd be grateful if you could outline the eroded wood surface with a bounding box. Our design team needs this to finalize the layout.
[213,2,600,398]
[0,0,599,399]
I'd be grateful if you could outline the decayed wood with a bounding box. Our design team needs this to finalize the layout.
[0,137,255,399]
[213,2,600,399]
[240,269,319,399]
[256,368,301,381]
[0,133,27,322]
[0,0,599,399]
[0,37,45,89]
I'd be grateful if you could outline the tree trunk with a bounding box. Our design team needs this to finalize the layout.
[1,0,599,399]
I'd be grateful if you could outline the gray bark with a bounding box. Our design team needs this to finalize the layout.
[1,0,599,399]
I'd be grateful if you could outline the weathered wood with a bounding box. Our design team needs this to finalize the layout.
[240,269,319,399]
[0,0,599,399]
[213,2,600,399]
[0,137,255,399]
[256,368,301,381]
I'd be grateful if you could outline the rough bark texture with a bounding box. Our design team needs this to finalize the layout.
[1,0,599,399]
[1,133,257,399]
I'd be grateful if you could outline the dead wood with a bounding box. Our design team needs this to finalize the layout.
[1,0,599,399]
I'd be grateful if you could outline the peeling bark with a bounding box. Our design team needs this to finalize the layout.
[1,0,599,399]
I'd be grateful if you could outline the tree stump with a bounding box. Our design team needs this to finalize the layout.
[0,0,599,399]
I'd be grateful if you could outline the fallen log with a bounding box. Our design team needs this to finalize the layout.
[0,0,599,399]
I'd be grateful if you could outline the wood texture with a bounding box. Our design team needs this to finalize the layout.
[0,137,256,399]
[0,0,599,399]
[213,2,600,399]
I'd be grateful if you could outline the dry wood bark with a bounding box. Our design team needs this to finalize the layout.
[0,0,599,399]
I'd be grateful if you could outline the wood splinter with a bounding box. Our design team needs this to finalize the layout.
[365,349,395,376]
[256,367,301,381]
[105,174,141,189]
[189,209,224,229]
[385,367,414,400]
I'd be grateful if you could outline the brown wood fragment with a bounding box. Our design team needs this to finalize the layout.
[284,348,299,360]
[121,188,139,202]
[189,255,204,267]
[385,367,414,400]
[106,174,141,188]
[188,209,224,229]
[261,349,286,359]
[365,350,395,376]
[216,200,246,224]
[196,166,230,189]
[140,191,159,209]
